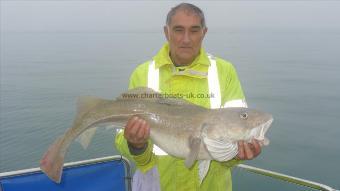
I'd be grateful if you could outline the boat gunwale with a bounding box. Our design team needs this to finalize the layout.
[236,164,338,191]
[0,155,132,191]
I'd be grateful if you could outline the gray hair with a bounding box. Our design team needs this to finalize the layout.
[166,3,206,28]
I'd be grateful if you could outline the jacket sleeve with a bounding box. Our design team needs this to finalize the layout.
[115,131,157,172]
[217,59,246,106]
[128,62,149,89]
[114,61,158,173]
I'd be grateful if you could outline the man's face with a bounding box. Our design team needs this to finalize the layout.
[164,10,207,66]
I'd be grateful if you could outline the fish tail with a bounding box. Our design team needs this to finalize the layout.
[40,136,66,183]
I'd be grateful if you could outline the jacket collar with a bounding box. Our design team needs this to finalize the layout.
[152,43,211,78]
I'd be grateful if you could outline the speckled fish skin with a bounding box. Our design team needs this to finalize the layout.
[40,87,273,183]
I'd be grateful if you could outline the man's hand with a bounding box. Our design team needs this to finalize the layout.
[236,139,262,160]
[124,116,150,149]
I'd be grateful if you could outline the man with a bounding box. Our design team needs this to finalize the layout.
[115,3,261,191]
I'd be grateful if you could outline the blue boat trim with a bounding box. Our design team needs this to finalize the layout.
[0,155,132,191]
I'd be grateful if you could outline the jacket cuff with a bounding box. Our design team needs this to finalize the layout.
[128,142,148,155]
[132,140,154,167]
[222,158,243,168]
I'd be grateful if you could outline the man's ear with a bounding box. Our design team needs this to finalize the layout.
[202,27,208,38]
[164,26,170,41]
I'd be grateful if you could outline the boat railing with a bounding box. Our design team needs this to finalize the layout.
[236,164,338,191]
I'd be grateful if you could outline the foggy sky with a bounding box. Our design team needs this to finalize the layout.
[1,1,340,32]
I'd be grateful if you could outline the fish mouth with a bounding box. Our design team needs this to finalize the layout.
[250,118,274,144]
[262,118,274,132]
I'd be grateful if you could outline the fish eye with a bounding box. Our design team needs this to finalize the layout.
[240,112,248,119]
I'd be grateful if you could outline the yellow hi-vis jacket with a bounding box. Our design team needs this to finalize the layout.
[115,43,247,191]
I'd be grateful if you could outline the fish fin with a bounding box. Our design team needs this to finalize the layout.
[76,121,126,149]
[40,136,66,183]
[185,136,201,168]
[76,96,109,120]
[76,127,97,149]
[203,137,238,162]
[198,160,211,184]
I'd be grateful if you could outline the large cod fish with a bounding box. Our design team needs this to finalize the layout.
[40,87,273,183]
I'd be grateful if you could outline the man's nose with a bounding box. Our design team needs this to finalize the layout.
[182,31,191,44]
